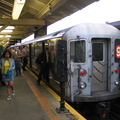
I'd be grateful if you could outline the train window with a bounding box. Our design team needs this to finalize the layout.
[35,42,42,57]
[92,43,103,61]
[70,40,86,63]
[31,43,35,56]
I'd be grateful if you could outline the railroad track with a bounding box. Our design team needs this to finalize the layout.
[109,98,120,120]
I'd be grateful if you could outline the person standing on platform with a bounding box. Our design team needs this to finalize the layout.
[0,50,15,101]
[5,46,11,51]
[0,54,4,86]
[12,47,22,76]
[0,46,9,86]
[21,46,28,71]
[37,48,50,85]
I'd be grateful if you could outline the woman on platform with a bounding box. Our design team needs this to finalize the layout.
[0,50,15,101]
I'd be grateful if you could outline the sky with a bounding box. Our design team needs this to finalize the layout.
[47,0,120,34]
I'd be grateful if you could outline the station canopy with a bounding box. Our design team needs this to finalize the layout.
[0,0,98,45]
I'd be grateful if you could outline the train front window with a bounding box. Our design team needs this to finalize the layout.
[70,40,86,63]
[92,43,103,61]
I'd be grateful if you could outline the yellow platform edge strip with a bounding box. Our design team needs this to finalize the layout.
[28,69,86,120]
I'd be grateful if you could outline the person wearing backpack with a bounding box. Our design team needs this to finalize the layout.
[36,48,50,85]
[35,53,42,64]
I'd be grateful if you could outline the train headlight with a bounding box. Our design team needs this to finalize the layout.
[114,79,120,85]
[80,81,87,89]
[80,69,87,76]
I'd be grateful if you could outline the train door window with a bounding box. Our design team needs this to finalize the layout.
[92,43,103,61]
[35,42,42,57]
[70,40,86,63]
[44,41,49,49]
[31,43,35,57]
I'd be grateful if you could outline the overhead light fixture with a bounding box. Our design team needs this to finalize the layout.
[5,26,15,29]
[1,30,13,33]
[0,35,4,37]
[12,0,26,20]
[6,35,11,38]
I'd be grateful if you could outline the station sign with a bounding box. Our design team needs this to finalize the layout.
[115,39,120,62]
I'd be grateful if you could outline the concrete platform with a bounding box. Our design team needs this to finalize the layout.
[0,69,86,120]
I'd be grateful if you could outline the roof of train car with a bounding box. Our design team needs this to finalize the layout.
[108,21,120,30]
[11,26,72,47]
[0,0,98,46]
[10,23,120,47]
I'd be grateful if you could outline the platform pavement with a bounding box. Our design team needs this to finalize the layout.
[0,70,79,120]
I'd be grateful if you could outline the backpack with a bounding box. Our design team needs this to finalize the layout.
[35,54,41,64]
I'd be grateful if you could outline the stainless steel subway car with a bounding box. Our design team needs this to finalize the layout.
[13,23,120,103]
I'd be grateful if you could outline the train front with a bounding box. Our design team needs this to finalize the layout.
[64,23,120,103]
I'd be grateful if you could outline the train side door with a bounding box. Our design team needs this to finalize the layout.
[68,39,87,101]
[92,39,108,92]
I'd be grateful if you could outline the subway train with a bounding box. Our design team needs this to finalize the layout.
[11,23,120,117]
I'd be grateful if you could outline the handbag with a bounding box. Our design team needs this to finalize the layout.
[6,69,12,77]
